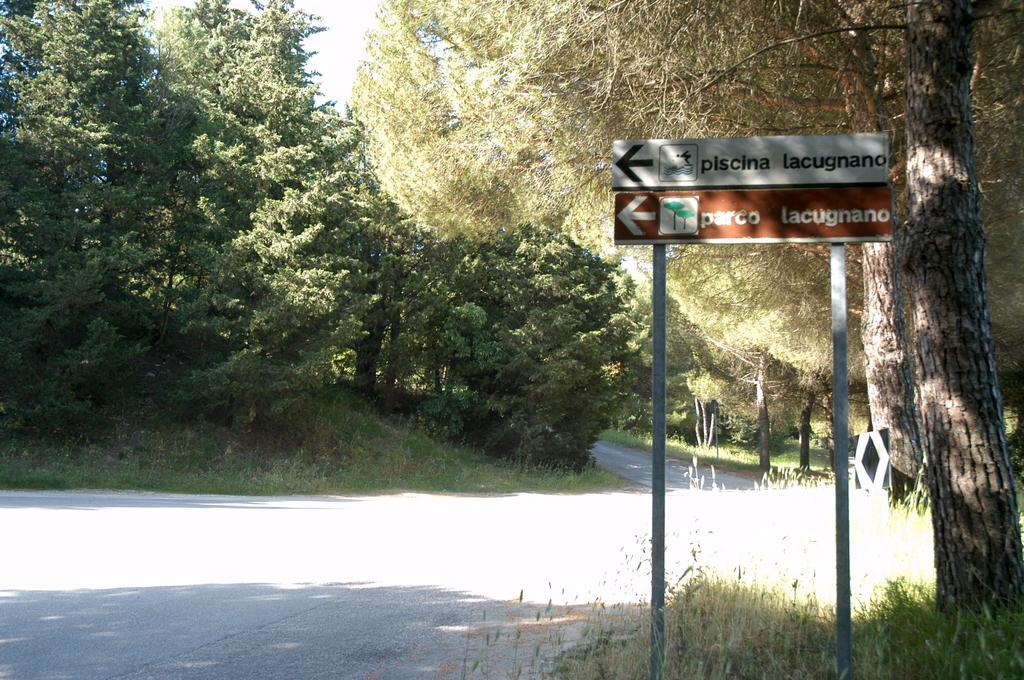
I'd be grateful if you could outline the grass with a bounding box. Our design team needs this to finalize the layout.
[560,576,1024,679]
[0,389,621,496]
[557,489,1024,679]
[600,428,832,477]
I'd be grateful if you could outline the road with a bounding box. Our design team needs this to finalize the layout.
[2,491,625,679]
[1,446,881,679]
[590,440,758,491]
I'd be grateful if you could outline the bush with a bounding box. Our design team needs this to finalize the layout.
[720,412,759,446]
[410,227,638,470]
[666,410,695,443]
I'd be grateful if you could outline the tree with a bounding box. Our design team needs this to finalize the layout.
[0,0,164,425]
[692,397,718,449]
[356,0,1024,609]
[795,370,831,469]
[805,0,924,493]
[611,278,705,442]
[155,0,368,420]
[409,227,638,469]
[669,242,851,469]
[902,0,1024,610]
[337,119,428,408]
[352,0,869,464]
[975,5,1024,481]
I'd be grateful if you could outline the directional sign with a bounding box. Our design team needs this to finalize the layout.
[613,187,893,244]
[614,134,890,680]
[612,133,888,191]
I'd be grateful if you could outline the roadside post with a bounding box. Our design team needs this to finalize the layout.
[651,243,666,677]
[612,132,891,680]
[831,243,852,677]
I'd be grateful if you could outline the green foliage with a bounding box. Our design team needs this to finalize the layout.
[0,0,635,474]
[473,229,633,467]
[0,0,369,427]
[859,579,1024,679]
[612,282,705,440]
[0,387,620,494]
[360,225,639,469]
[351,0,867,466]
[720,412,760,447]
[0,0,360,425]
[154,0,367,420]
[354,0,1022,490]
[0,0,161,426]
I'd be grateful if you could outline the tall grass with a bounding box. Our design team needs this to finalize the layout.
[561,577,1024,679]
[0,389,621,495]
[558,491,1024,679]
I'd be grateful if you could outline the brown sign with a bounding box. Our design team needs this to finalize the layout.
[614,187,893,245]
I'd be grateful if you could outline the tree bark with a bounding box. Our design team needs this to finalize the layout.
[831,4,925,496]
[709,399,719,455]
[756,355,770,471]
[862,241,924,498]
[353,314,385,398]
[380,311,403,412]
[822,392,835,469]
[694,397,706,447]
[703,400,713,446]
[903,0,1024,611]
[799,389,815,469]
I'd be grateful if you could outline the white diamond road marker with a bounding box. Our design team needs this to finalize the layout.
[853,430,891,492]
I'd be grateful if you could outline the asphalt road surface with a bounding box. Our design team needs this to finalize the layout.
[2,490,626,680]
[1,446,876,679]
[590,440,758,491]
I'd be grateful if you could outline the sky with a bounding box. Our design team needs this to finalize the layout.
[147,0,382,108]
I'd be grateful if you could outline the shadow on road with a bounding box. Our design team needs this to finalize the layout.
[0,490,367,511]
[0,582,626,680]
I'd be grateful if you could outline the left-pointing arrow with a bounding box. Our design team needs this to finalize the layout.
[617,195,655,236]
[615,143,654,183]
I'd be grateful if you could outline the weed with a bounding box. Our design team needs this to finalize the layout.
[557,491,1023,680]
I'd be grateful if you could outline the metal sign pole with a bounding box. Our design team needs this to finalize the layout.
[612,134,890,680]
[831,243,853,679]
[651,243,667,680]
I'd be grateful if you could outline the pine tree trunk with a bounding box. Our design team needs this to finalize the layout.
[694,397,705,447]
[702,400,712,447]
[756,356,770,471]
[822,393,835,469]
[830,6,924,495]
[904,0,1024,611]
[799,389,814,469]
[862,242,924,497]
[353,318,384,397]
[380,313,403,412]
[708,399,719,455]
